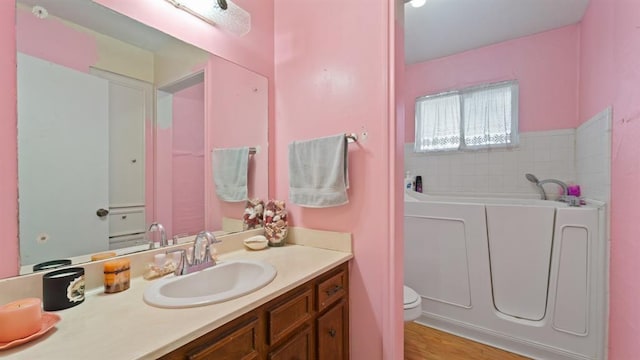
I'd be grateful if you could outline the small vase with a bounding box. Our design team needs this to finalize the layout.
[263,200,288,247]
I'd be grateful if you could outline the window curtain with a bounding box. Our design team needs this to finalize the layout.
[414,93,461,152]
[462,82,518,148]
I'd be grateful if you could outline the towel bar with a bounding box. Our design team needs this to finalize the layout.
[345,133,358,143]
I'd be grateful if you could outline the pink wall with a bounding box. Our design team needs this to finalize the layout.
[0,2,18,279]
[404,25,581,142]
[16,7,98,73]
[579,0,640,358]
[172,83,205,236]
[205,55,269,230]
[274,0,400,357]
[389,2,406,358]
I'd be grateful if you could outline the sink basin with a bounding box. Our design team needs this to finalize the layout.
[143,259,277,308]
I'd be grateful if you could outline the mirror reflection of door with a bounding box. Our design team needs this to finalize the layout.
[18,53,110,265]
[157,72,206,239]
[91,69,152,250]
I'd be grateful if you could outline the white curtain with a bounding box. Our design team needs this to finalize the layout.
[414,81,518,152]
[462,82,518,148]
[414,93,461,151]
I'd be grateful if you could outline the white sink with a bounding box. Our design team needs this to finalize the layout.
[143,259,277,308]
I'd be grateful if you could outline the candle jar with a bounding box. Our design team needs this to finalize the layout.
[103,258,131,294]
[42,267,85,311]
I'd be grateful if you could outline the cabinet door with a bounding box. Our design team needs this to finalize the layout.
[268,325,313,360]
[317,300,347,360]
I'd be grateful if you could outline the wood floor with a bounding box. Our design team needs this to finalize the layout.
[404,322,530,360]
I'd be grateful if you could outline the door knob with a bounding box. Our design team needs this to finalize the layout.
[96,208,109,217]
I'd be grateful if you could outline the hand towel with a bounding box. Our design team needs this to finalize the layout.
[288,134,349,207]
[212,147,249,202]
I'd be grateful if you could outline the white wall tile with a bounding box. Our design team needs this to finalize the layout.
[576,108,611,202]
[405,129,581,197]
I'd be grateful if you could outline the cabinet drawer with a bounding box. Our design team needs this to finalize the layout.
[109,208,145,236]
[267,287,313,345]
[317,268,347,312]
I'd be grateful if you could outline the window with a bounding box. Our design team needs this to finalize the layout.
[414,80,519,152]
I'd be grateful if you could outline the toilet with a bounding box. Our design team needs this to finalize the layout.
[404,285,422,322]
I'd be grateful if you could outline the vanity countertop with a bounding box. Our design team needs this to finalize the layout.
[0,244,352,359]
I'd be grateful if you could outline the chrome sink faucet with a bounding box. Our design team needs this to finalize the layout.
[148,222,167,249]
[168,231,222,276]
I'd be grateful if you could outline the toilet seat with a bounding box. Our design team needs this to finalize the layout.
[404,286,420,309]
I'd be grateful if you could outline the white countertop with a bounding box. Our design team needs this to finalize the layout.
[0,245,352,359]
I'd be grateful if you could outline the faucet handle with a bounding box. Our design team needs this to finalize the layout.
[562,195,581,207]
[166,249,188,276]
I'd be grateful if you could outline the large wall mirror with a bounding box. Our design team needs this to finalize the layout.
[13,0,268,275]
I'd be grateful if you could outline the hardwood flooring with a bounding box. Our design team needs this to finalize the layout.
[404,322,530,360]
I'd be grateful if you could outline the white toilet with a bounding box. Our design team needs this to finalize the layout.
[404,285,422,322]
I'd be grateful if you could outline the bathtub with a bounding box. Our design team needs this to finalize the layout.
[404,191,607,360]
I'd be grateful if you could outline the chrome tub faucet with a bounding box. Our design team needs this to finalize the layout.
[525,173,580,206]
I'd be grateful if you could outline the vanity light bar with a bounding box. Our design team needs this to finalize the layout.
[163,0,251,36]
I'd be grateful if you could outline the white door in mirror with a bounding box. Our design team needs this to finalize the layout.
[143,259,276,308]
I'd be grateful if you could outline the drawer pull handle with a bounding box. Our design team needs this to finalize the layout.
[329,329,337,338]
[325,285,343,296]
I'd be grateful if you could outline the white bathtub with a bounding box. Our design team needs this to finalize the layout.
[404,191,607,360]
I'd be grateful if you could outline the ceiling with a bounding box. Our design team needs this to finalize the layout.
[404,0,591,64]
[18,0,179,52]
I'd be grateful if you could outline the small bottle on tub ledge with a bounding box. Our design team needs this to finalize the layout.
[415,175,423,193]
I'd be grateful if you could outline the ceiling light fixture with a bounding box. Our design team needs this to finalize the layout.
[164,0,251,36]
[404,0,427,8]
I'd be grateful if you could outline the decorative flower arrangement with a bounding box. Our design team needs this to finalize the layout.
[243,198,264,230]
[263,200,288,247]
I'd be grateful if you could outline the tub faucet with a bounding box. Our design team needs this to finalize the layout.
[525,174,568,201]
[147,222,167,249]
[538,179,568,199]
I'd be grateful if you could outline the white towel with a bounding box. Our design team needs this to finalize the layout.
[288,134,349,207]
[212,147,249,202]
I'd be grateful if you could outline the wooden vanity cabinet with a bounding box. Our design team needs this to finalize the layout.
[159,262,349,360]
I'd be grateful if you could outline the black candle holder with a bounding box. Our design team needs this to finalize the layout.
[42,267,85,311]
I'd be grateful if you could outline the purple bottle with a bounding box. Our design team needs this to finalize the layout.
[415,176,423,193]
